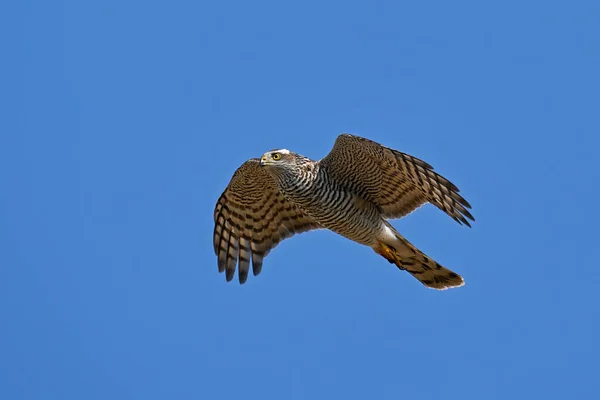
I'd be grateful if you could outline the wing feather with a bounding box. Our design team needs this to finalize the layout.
[213,159,320,283]
[319,134,474,226]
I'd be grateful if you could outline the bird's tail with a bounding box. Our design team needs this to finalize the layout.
[373,223,465,290]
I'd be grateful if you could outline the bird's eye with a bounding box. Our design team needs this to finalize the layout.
[272,153,282,161]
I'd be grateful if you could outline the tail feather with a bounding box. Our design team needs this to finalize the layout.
[401,254,465,290]
[374,223,465,290]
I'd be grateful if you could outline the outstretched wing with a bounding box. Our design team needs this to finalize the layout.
[318,134,474,226]
[213,159,321,283]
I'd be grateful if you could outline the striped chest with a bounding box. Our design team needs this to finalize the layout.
[276,167,382,245]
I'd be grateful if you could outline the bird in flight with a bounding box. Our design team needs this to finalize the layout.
[213,134,474,290]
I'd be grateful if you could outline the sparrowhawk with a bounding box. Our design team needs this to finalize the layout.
[213,134,474,290]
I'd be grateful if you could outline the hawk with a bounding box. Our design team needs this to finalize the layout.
[213,134,474,290]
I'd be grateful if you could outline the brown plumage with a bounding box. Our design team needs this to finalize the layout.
[213,134,474,289]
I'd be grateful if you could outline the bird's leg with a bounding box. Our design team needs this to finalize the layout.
[382,244,397,263]
[374,243,405,270]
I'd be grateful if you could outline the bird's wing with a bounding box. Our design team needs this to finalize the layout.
[213,159,321,283]
[318,134,474,226]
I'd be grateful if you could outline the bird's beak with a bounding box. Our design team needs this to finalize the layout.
[259,155,269,166]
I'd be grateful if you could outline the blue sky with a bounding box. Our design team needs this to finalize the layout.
[2,1,599,399]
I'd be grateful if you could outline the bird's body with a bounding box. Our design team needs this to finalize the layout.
[213,134,474,290]
[271,158,382,246]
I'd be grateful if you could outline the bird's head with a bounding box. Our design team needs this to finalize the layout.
[259,149,296,168]
[259,148,314,181]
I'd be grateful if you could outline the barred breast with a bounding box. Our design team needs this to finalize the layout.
[277,166,382,246]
